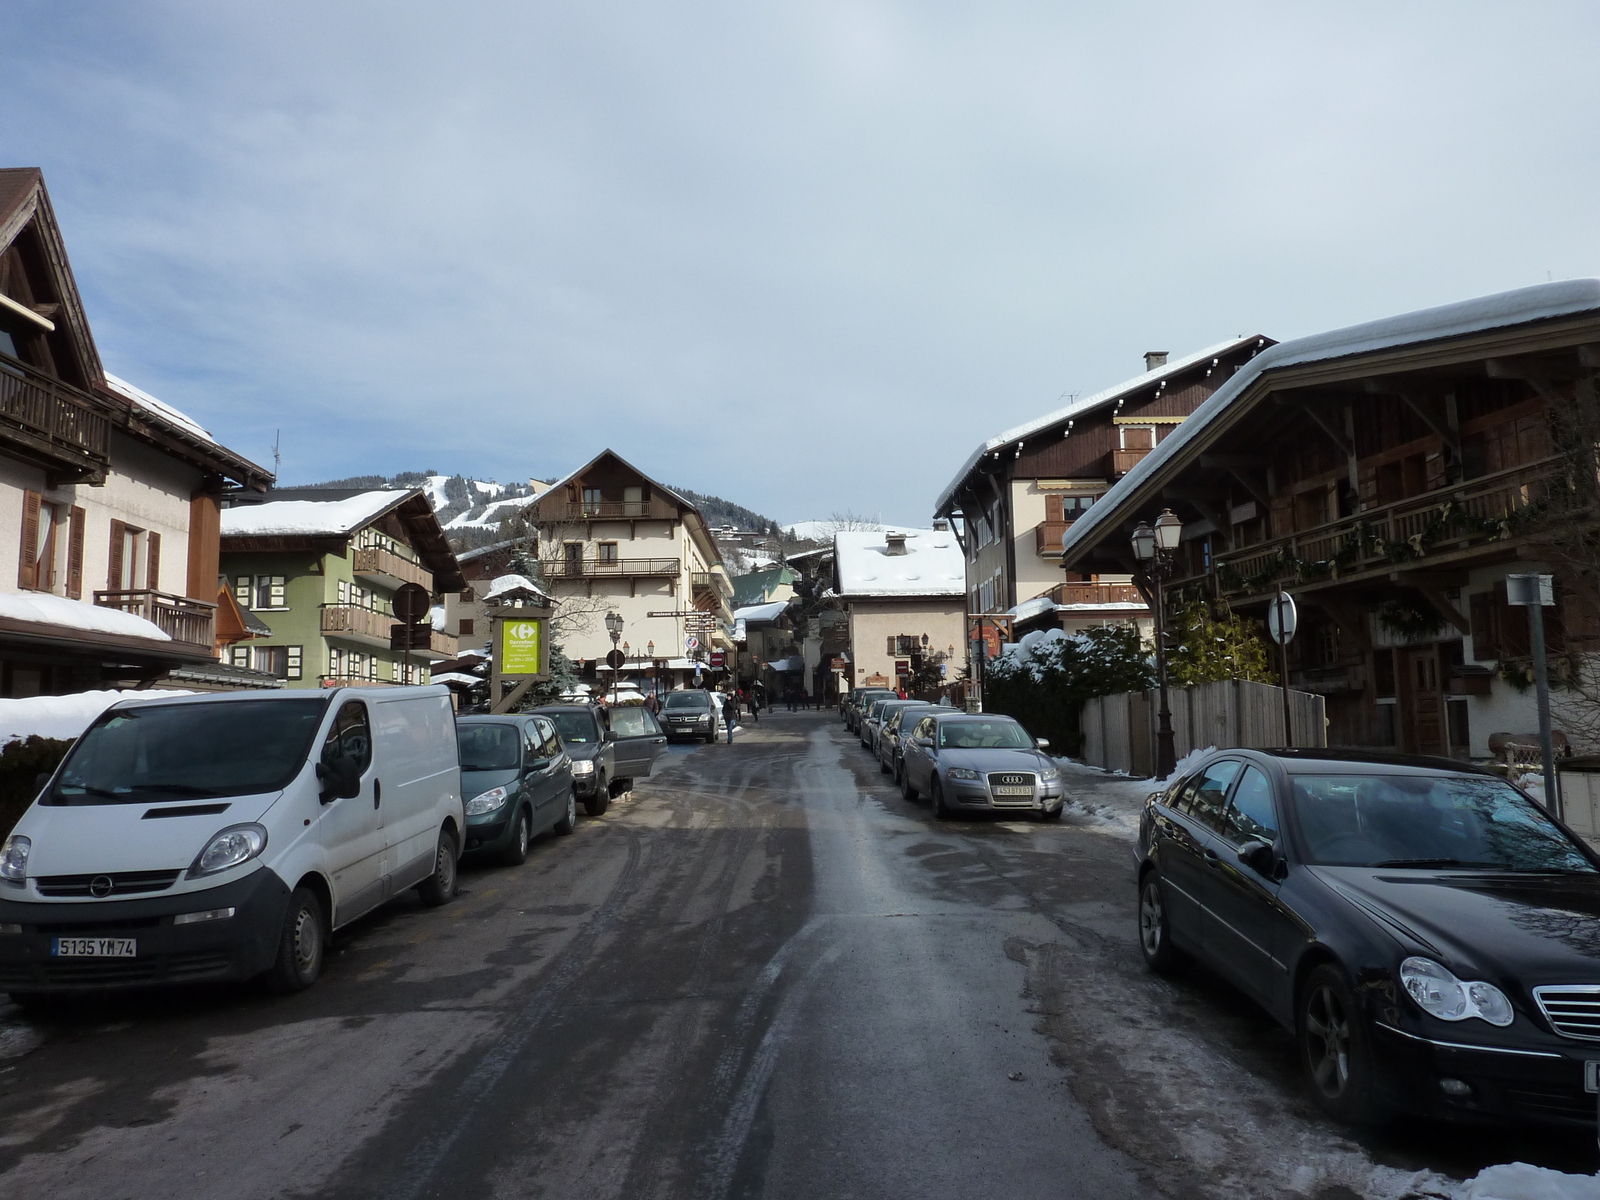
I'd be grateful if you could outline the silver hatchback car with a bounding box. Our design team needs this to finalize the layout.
[899,712,1064,821]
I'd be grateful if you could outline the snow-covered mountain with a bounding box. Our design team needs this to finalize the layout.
[781,518,886,542]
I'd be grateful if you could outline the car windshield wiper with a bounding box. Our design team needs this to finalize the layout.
[1372,858,1507,869]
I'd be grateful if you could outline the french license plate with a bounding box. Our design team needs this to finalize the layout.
[1585,1061,1600,1094]
[51,937,136,958]
[993,785,1033,797]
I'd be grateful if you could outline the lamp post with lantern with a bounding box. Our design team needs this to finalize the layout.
[1131,508,1183,779]
[604,610,624,706]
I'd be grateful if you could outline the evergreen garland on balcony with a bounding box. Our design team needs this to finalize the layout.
[1374,596,1446,642]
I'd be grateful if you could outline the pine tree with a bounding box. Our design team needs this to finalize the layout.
[1164,595,1276,686]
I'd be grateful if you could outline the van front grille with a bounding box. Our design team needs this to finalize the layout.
[35,870,181,898]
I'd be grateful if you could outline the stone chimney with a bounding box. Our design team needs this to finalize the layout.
[885,532,908,556]
[1144,351,1169,372]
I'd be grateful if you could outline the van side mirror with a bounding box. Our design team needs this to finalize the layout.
[316,755,362,803]
[1238,839,1277,876]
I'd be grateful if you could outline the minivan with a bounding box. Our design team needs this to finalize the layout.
[0,686,465,1004]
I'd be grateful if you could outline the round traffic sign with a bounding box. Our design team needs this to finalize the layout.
[685,636,699,651]
[1266,591,1298,645]
[605,648,627,669]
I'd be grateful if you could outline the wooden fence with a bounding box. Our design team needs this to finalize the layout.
[1080,678,1326,777]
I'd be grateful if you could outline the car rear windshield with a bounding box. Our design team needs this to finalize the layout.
[663,692,711,711]
[1289,773,1596,873]
[49,697,330,803]
[938,720,1033,749]
[458,723,521,771]
[546,711,600,743]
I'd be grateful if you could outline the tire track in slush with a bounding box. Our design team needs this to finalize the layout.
[382,822,649,1200]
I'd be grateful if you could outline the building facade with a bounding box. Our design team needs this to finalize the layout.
[0,168,275,696]
[834,529,966,694]
[220,488,464,688]
[1060,280,1600,759]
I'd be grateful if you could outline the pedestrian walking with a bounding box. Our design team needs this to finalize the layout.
[723,692,738,743]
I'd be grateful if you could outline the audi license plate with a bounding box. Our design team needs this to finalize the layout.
[52,937,136,958]
[992,786,1033,797]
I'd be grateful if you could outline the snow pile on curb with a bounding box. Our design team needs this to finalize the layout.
[0,690,194,745]
[1465,1163,1600,1199]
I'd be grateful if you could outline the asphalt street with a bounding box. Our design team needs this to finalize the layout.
[0,711,1597,1200]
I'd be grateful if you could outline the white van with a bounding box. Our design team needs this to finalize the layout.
[0,686,464,1003]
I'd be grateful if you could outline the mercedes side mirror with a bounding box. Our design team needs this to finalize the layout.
[1238,839,1276,876]
[316,755,362,804]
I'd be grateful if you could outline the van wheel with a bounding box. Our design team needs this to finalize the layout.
[554,789,578,835]
[417,832,459,906]
[585,781,610,817]
[265,886,326,993]
[501,807,530,866]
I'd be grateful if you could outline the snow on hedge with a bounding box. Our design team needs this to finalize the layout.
[0,690,195,745]
[0,592,170,641]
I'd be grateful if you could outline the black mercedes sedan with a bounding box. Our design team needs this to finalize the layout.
[1136,748,1600,1131]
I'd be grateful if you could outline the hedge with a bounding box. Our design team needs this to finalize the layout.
[0,736,73,840]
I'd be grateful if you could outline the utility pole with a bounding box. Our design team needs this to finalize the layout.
[1507,573,1559,817]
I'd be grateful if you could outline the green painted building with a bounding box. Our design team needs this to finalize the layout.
[219,488,465,689]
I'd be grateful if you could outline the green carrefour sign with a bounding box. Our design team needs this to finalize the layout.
[500,618,545,676]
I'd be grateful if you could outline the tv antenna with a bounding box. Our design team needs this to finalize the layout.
[272,430,281,478]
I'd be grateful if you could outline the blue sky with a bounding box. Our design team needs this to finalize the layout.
[5,2,1600,525]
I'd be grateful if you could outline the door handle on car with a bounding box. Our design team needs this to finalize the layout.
[1202,847,1220,866]
[374,779,382,810]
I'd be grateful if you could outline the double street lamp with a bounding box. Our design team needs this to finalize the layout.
[605,610,624,705]
[1131,509,1183,779]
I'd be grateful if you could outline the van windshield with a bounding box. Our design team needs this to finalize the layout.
[50,698,330,804]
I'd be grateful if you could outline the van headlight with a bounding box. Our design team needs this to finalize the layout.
[1400,957,1514,1027]
[0,835,30,884]
[465,786,509,815]
[187,824,267,879]
[570,759,595,776]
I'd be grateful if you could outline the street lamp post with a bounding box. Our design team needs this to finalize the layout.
[605,610,624,706]
[1132,509,1183,779]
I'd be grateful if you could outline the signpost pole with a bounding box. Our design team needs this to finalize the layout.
[1508,574,1560,817]
[1268,590,1298,749]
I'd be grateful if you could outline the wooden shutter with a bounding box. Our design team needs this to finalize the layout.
[146,531,161,592]
[66,506,85,599]
[17,490,40,590]
[107,520,127,591]
[1045,495,1063,523]
[1469,591,1499,659]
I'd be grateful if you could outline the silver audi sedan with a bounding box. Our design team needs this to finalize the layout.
[898,712,1064,821]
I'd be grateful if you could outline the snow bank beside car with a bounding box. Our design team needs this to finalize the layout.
[1465,1163,1600,1199]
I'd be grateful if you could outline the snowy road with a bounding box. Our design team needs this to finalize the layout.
[0,712,1594,1198]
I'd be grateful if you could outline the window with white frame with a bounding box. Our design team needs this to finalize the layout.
[235,575,287,609]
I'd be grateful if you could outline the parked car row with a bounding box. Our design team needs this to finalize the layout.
[841,687,1065,822]
[1137,746,1600,1133]
[0,685,675,1007]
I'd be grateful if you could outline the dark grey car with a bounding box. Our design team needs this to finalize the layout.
[457,715,577,864]
[899,712,1064,821]
[534,705,616,816]
[604,705,669,791]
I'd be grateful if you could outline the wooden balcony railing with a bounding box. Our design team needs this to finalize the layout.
[352,545,432,590]
[1112,447,1151,475]
[0,351,113,480]
[320,604,391,644]
[544,557,680,578]
[94,590,216,649]
[544,499,679,522]
[1034,520,1074,558]
[1044,581,1147,608]
[1207,456,1562,597]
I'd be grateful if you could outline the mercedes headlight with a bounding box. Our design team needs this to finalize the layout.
[187,824,267,879]
[571,759,595,775]
[948,767,980,781]
[466,786,509,815]
[0,835,30,883]
[1400,957,1514,1027]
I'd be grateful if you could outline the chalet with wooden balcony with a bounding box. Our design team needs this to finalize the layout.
[1059,280,1600,760]
[219,488,465,689]
[0,167,277,697]
[520,449,736,680]
[934,337,1272,621]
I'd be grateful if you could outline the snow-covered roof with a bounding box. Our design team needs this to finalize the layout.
[934,336,1265,517]
[0,688,197,745]
[734,600,789,623]
[431,671,484,687]
[221,490,405,537]
[782,519,885,541]
[0,592,171,641]
[485,573,553,602]
[102,372,216,444]
[1010,594,1149,623]
[1061,279,1600,564]
[834,528,965,598]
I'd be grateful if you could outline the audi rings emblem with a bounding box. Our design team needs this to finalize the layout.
[89,875,114,897]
